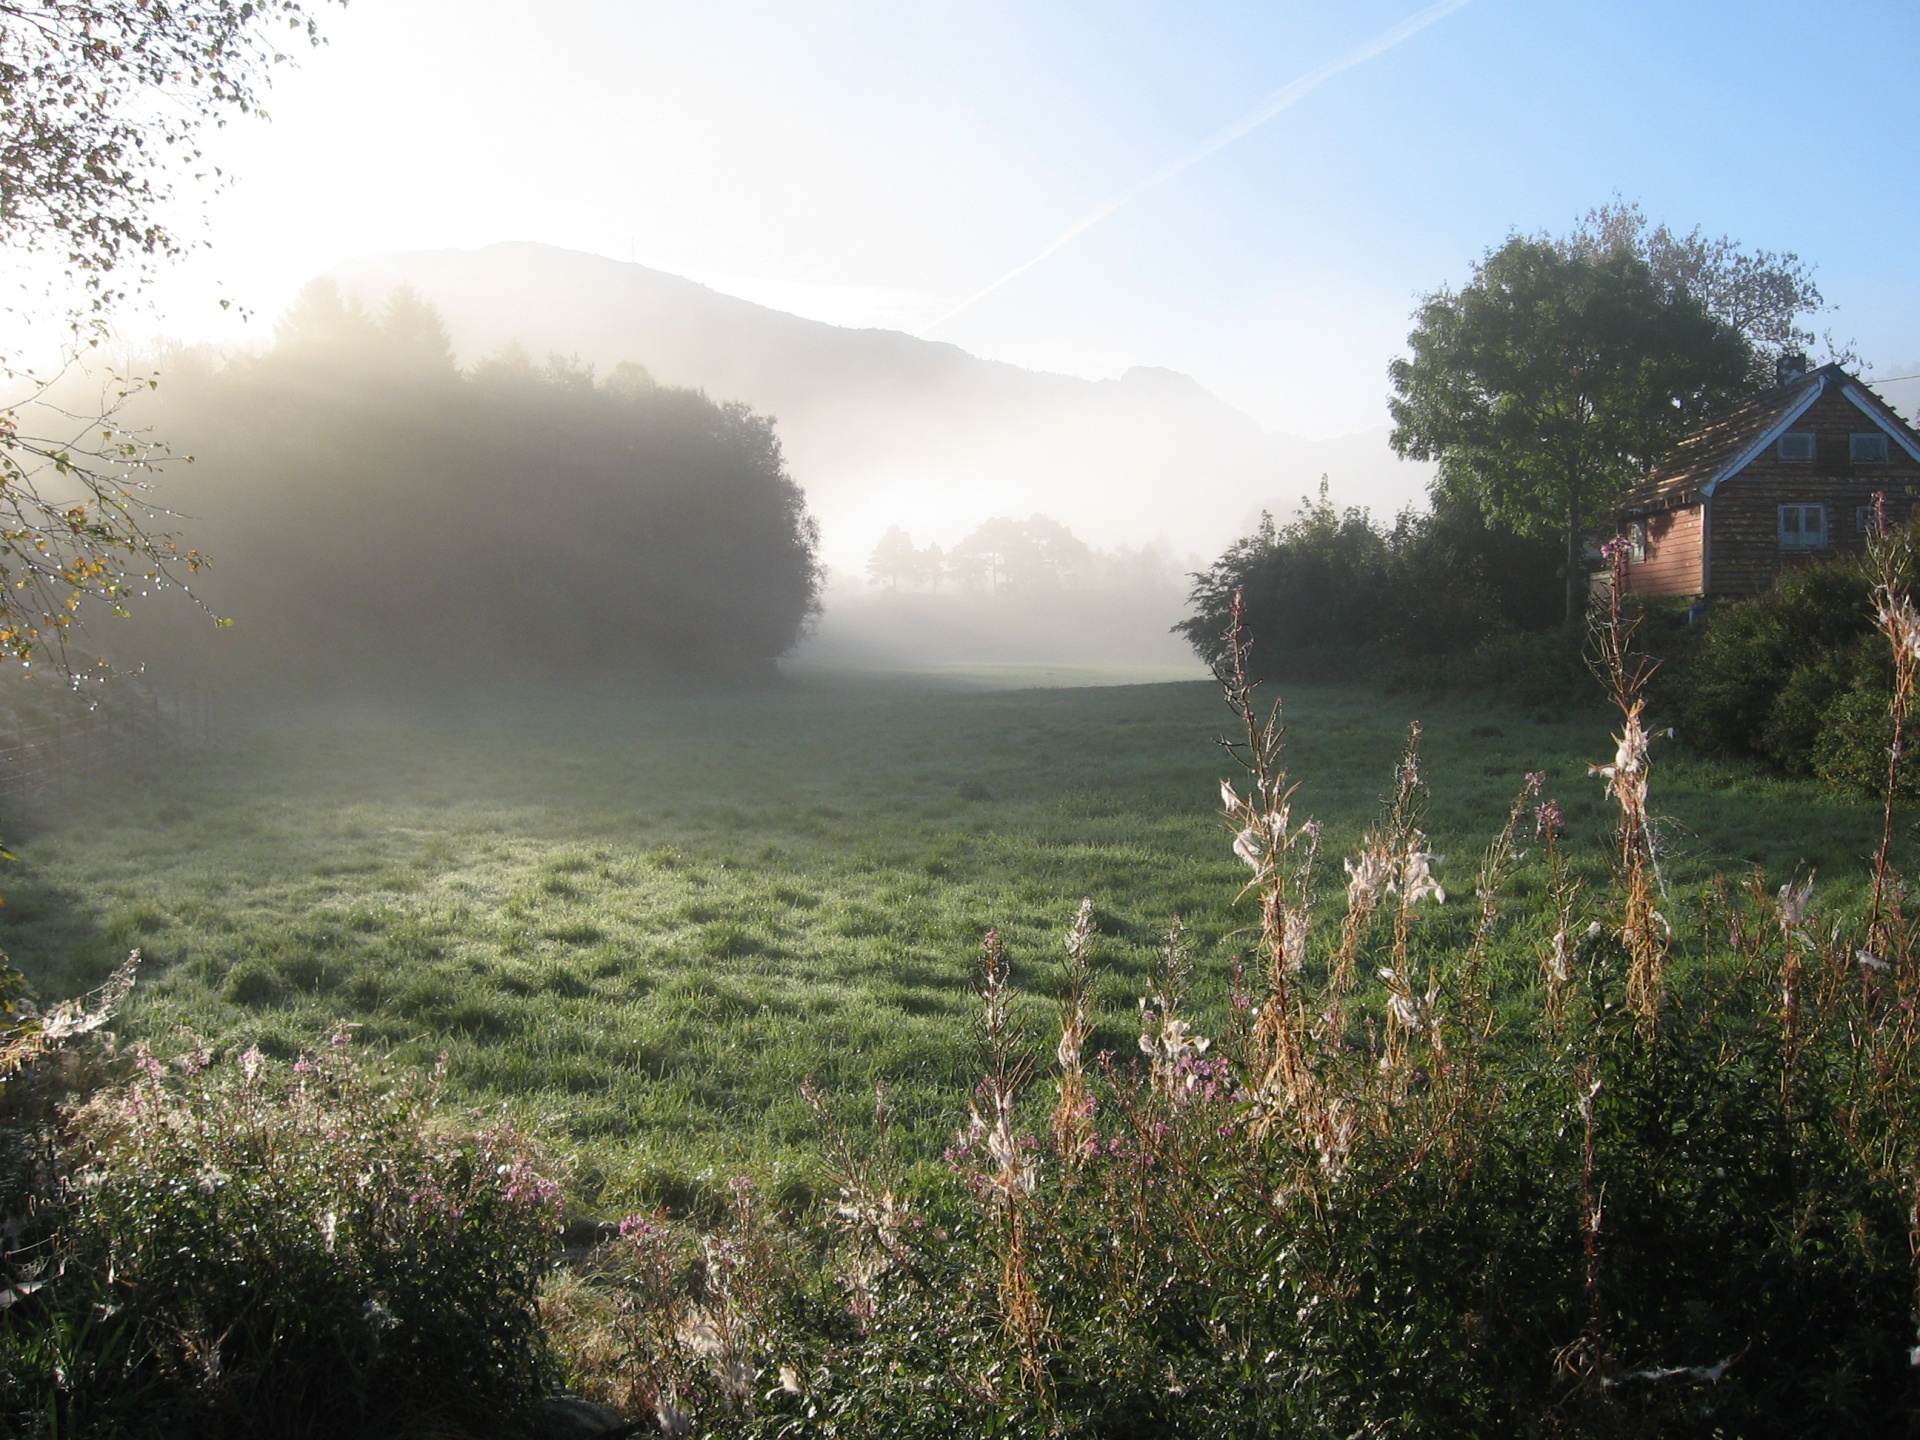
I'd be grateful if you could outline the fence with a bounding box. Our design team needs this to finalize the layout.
[0,690,219,804]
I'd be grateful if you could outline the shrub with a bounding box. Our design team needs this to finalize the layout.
[1,1032,562,1439]
[1668,559,1876,762]
[1179,485,1566,690]
[1178,485,1395,679]
[1664,548,1918,794]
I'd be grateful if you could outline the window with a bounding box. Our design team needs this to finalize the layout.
[1852,432,1891,463]
[1627,521,1647,564]
[1778,431,1816,461]
[1779,503,1827,550]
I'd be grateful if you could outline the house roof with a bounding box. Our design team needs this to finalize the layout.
[1619,364,1920,514]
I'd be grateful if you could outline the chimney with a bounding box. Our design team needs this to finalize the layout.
[1776,351,1809,386]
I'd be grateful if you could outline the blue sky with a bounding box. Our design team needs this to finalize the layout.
[140,0,1920,435]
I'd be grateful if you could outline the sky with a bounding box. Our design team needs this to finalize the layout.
[126,0,1920,438]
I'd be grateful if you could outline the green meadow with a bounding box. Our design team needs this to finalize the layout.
[1,671,1893,1212]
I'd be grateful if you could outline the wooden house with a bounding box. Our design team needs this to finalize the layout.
[1616,362,1920,598]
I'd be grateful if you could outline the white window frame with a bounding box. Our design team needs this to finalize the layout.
[1851,431,1891,463]
[1778,503,1828,550]
[1627,521,1647,564]
[1777,431,1817,461]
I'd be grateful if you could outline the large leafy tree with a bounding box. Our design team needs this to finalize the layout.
[0,0,325,669]
[1565,200,1831,369]
[1389,238,1755,625]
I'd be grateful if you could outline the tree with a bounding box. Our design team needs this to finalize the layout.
[1564,201,1831,370]
[867,526,921,591]
[113,292,825,680]
[1388,237,1755,624]
[949,515,1093,592]
[0,0,327,671]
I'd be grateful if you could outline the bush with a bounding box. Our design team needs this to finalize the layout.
[1179,485,1566,690]
[1177,486,1395,679]
[1,1032,562,1439]
[1664,552,1914,793]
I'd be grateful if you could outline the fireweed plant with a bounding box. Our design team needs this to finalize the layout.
[0,1030,562,1439]
[545,544,1920,1438]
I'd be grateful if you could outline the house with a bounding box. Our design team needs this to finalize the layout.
[1616,360,1920,598]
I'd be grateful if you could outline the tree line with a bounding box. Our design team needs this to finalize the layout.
[104,281,824,685]
[867,515,1183,594]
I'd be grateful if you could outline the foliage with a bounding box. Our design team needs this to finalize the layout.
[1389,233,1756,623]
[865,515,1180,594]
[1664,549,1913,794]
[0,0,325,310]
[109,282,824,680]
[542,1184,800,1434]
[0,329,225,674]
[1178,483,1565,690]
[1564,200,1830,370]
[0,1031,561,1439]
[0,0,331,676]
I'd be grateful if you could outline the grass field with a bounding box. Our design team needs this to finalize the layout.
[1,670,1897,1213]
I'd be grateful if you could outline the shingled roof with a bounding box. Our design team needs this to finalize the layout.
[1619,364,1920,514]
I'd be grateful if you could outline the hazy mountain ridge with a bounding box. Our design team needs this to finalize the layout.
[330,243,1432,571]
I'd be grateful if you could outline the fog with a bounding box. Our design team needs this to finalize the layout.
[11,243,1436,693]
[64,283,823,697]
[329,245,1434,582]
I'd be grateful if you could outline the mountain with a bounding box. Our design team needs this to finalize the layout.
[329,244,1431,574]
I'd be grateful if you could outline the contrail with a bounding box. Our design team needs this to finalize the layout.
[919,0,1474,336]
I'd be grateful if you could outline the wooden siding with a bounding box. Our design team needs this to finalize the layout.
[1705,384,1920,495]
[1623,505,1702,596]
[1631,383,1920,596]
[1707,479,1916,594]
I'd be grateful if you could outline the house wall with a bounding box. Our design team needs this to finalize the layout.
[1706,479,1914,593]
[1702,386,1920,595]
[1623,505,1703,597]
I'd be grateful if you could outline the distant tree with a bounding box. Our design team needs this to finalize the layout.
[950,518,1026,592]
[272,278,380,361]
[603,361,659,397]
[376,286,458,382]
[870,515,1176,597]
[944,544,989,593]
[920,542,946,591]
[541,353,597,394]
[468,342,540,389]
[1087,541,1181,592]
[949,515,1093,592]
[1015,515,1093,589]
[867,527,921,591]
[1389,237,1754,624]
